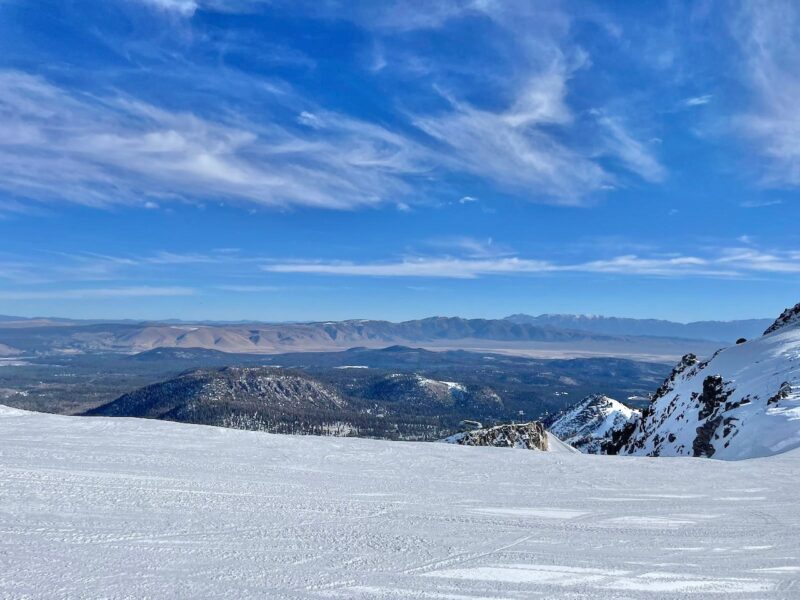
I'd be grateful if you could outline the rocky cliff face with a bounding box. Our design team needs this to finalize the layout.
[443,422,549,451]
[620,303,800,460]
[547,394,640,454]
[763,302,800,335]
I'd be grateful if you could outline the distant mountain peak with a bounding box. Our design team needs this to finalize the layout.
[503,313,772,343]
[548,394,640,454]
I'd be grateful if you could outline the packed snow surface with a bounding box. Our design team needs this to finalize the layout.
[2,407,800,598]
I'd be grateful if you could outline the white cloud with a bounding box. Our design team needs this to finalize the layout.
[733,1,800,187]
[0,64,666,211]
[264,257,554,279]
[262,246,800,279]
[319,1,477,32]
[740,198,782,208]
[414,68,611,203]
[683,94,713,107]
[138,0,197,16]
[0,2,673,213]
[594,113,666,183]
[0,71,429,211]
[424,236,513,258]
[0,286,196,300]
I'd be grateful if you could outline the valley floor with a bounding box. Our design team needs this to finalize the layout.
[1,406,799,599]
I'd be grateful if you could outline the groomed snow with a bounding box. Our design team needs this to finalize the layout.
[1,407,799,598]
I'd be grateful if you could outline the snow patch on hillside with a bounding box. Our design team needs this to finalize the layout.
[415,374,466,393]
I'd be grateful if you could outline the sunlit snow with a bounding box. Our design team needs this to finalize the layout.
[1,406,799,598]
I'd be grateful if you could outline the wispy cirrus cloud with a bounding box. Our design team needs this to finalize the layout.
[0,249,268,285]
[740,198,782,208]
[732,0,800,187]
[413,67,613,202]
[0,71,428,211]
[262,247,800,279]
[593,112,666,183]
[139,0,197,16]
[0,62,663,210]
[683,94,713,107]
[0,286,196,300]
[423,236,514,259]
[0,0,671,213]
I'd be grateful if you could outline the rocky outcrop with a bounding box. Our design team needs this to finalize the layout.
[653,353,699,401]
[768,382,792,405]
[444,422,549,451]
[622,303,800,460]
[764,302,800,335]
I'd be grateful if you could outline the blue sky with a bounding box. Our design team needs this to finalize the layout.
[0,0,799,322]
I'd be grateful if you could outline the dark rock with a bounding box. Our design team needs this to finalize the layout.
[652,354,698,401]
[697,375,731,420]
[768,382,792,405]
[452,422,549,451]
[764,302,800,335]
[693,416,723,457]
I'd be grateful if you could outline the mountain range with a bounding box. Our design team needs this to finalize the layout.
[504,313,771,342]
[0,313,763,361]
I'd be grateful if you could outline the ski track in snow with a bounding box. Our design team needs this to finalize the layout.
[1,407,799,599]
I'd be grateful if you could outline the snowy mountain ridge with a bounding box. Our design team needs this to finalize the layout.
[763,302,800,335]
[548,394,641,454]
[622,302,800,459]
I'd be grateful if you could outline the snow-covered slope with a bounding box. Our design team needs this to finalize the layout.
[548,394,641,454]
[623,303,800,460]
[2,407,799,598]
